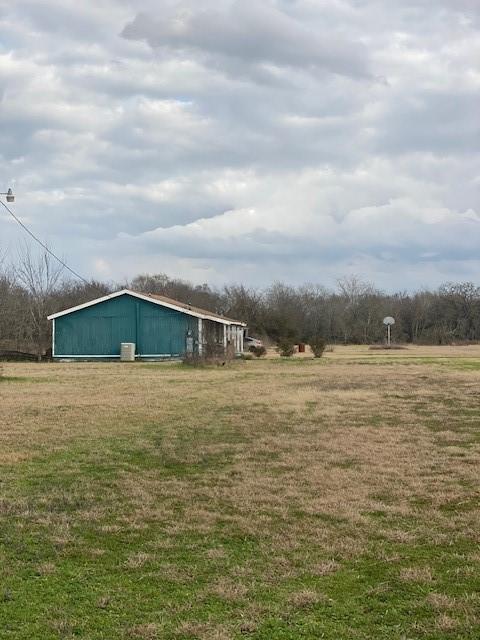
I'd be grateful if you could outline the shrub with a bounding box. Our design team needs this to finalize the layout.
[182,339,230,367]
[277,338,295,357]
[205,341,228,360]
[182,353,227,367]
[249,345,267,358]
[368,344,407,351]
[308,336,327,358]
[182,353,207,367]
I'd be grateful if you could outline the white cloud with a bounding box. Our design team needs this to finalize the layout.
[0,0,479,290]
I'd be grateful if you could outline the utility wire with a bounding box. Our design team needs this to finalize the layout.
[0,198,89,284]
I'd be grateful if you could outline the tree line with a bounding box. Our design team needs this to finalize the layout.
[2,248,480,357]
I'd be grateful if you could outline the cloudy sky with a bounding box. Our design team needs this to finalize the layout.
[1,0,479,290]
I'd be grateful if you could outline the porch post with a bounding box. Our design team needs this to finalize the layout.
[198,318,203,355]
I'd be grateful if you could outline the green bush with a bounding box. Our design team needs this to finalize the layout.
[309,336,327,358]
[277,338,295,357]
[249,345,267,358]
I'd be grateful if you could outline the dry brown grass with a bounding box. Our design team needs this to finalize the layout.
[208,577,249,601]
[124,552,151,569]
[399,566,434,583]
[175,621,233,640]
[2,350,480,553]
[312,560,340,576]
[427,593,456,609]
[435,614,459,631]
[288,589,326,608]
[127,623,160,639]
[1,345,480,638]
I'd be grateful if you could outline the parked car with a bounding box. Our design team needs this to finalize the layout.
[244,336,263,349]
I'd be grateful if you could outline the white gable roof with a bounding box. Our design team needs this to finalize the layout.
[47,289,246,326]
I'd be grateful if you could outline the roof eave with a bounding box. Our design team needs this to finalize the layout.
[47,289,246,326]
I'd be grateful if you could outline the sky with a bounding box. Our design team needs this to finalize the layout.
[0,0,479,291]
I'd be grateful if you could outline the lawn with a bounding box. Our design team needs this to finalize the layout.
[0,346,479,639]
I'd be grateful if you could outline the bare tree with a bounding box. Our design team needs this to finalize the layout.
[223,285,265,334]
[129,273,222,312]
[4,246,480,356]
[15,245,65,358]
[336,276,382,343]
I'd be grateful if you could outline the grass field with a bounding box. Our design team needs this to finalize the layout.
[1,346,479,639]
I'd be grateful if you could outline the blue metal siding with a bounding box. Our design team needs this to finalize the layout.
[54,294,198,358]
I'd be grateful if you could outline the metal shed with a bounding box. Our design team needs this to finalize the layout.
[47,289,246,360]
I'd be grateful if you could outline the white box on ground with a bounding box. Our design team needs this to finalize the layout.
[120,343,135,362]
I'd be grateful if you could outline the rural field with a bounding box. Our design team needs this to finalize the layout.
[1,346,479,639]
